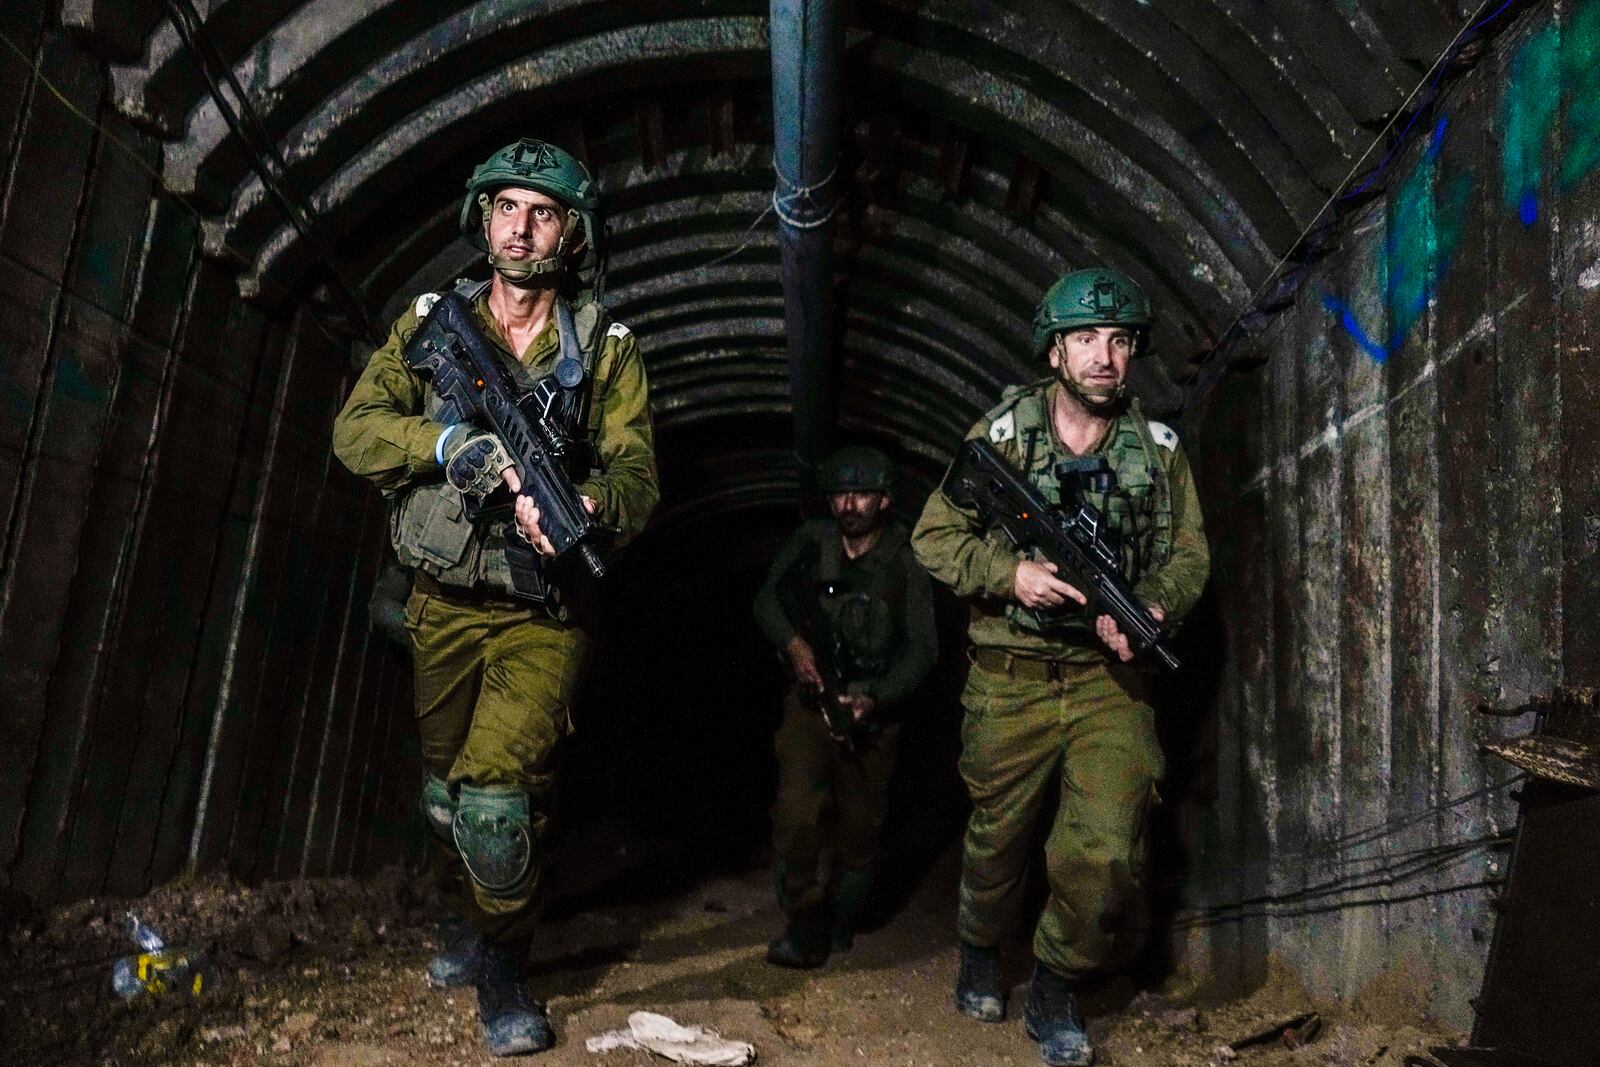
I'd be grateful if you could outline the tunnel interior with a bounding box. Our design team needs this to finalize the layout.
[3,0,1599,1058]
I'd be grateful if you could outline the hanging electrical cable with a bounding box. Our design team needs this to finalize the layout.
[1179,0,1529,418]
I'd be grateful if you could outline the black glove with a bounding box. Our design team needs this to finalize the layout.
[444,430,514,498]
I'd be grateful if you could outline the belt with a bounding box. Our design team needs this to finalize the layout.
[413,571,531,609]
[969,647,1093,682]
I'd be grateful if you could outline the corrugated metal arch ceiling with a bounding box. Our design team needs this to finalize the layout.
[75,0,1470,499]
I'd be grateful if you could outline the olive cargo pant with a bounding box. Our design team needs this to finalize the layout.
[406,579,592,946]
[957,657,1163,978]
[771,690,901,912]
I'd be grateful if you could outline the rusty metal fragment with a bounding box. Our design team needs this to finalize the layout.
[1480,735,1600,790]
[1479,689,1600,787]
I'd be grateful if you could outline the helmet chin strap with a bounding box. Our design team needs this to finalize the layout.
[480,195,581,284]
[1063,373,1128,411]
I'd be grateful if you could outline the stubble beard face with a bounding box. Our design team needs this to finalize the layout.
[1056,360,1126,412]
[837,512,877,536]
[833,498,886,537]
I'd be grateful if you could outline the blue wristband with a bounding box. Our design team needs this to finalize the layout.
[434,424,460,465]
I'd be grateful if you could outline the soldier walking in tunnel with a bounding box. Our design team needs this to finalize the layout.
[331,139,658,1056]
[912,269,1210,1066]
[752,446,937,969]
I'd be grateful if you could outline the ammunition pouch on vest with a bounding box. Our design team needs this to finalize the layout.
[777,521,911,704]
[993,385,1173,637]
[389,281,608,608]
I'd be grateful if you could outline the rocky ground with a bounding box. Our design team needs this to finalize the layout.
[2,840,1461,1067]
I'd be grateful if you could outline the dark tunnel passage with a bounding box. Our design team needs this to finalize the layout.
[4,0,1600,1062]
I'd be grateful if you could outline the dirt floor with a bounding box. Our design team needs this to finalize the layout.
[3,843,1462,1067]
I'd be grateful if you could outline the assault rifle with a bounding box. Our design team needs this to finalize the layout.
[777,567,865,753]
[798,673,860,754]
[944,438,1180,671]
[404,290,607,589]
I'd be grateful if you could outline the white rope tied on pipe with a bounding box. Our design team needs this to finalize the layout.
[771,155,840,229]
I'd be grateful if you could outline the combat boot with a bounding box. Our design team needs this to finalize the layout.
[473,941,554,1056]
[765,908,831,969]
[426,916,486,989]
[954,941,1005,1021]
[829,867,873,951]
[1022,963,1093,1066]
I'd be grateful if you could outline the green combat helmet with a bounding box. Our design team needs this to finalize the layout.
[460,138,603,291]
[1032,267,1152,410]
[818,445,895,493]
[1032,268,1152,357]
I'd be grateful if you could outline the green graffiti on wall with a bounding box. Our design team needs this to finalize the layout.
[1325,121,1472,364]
[1502,23,1559,223]
[1560,0,1600,188]
[1501,0,1600,221]
[1387,124,1471,355]
[1330,0,1600,363]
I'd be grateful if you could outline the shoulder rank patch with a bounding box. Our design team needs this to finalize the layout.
[1148,420,1179,451]
[606,321,631,340]
[989,410,1016,443]
[414,292,441,319]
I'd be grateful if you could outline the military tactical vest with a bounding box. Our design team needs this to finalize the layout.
[390,283,611,603]
[989,382,1173,636]
[778,521,912,683]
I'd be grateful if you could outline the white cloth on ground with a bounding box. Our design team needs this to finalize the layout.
[585,1011,755,1065]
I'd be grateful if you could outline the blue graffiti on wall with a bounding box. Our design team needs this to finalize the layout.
[1326,0,1600,363]
[1322,119,1470,364]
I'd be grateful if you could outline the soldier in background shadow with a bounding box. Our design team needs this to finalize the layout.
[753,446,937,969]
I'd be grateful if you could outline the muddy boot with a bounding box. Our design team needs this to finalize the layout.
[1022,963,1093,1066]
[474,942,554,1056]
[954,941,1005,1022]
[765,908,831,969]
[830,867,873,951]
[427,916,486,989]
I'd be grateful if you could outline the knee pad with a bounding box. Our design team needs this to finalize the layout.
[420,774,456,842]
[452,784,534,898]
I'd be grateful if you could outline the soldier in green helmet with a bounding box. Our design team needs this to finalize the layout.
[332,138,658,1057]
[753,445,938,968]
[912,268,1209,1067]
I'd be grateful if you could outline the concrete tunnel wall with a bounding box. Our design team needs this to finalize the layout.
[0,0,1591,1035]
[1177,3,1600,1029]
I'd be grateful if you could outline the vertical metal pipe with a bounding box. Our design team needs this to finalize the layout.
[770,0,843,482]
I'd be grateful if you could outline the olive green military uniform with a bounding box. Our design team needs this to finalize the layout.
[332,288,657,945]
[753,518,937,917]
[912,380,1208,979]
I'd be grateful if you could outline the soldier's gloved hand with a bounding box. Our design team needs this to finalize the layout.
[785,635,824,691]
[443,429,514,499]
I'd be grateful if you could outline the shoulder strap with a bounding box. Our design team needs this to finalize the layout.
[818,521,844,584]
[555,298,595,375]
[552,297,601,437]
[1123,399,1173,566]
[866,522,909,603]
